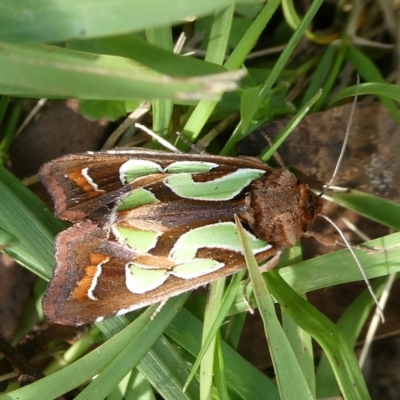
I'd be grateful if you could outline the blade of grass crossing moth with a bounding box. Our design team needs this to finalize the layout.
[184,270,247,391]
[281,246,315,397]
[228,232,400,317]
[199,7,235,396]
[281,309,316,397]
[200,278,226,400]
[234,215,314,400]
[263,269,371,400]
[316,277,389,398]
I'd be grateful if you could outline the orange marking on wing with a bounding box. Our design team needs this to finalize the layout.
[68,169,104,198]
[72,254,108,301]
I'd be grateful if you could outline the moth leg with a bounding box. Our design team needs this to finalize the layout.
[242,282,255,314]
[304,231,381,254]
[242,251,282,313]
[259,251,282,273]
[303,231,340,247]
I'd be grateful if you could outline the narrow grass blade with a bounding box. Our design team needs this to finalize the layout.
[329,189,400,231]
[263,270,371,400]
[235,215,314,400]
[221,0,324,155]
[0,165,64,280]
[0,0,244,44]
[0,42,242,101]
[182,0,282,144]
[259,89,321,162]
[184,270,246,390]
[167,308,280,400]
[3,296,188,400]
[316,277,389,398]
[230,232,400,316]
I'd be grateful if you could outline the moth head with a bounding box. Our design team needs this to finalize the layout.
[298,183,323,228]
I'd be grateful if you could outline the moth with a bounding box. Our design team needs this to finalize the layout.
[39,149,323,326]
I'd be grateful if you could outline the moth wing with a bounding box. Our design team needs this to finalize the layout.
[39,150,271,222]
[43,221,276,325]
[41,150,279,325]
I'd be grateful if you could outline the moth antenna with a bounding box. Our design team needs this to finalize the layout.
[135,123,181,153]
[320,75,360,197]
[358,272,395,368]
[320,214,385,322]
[316,77,384,321]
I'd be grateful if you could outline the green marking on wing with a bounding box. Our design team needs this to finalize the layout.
[172,259,224,279]
[116,226,160,252]
[171,222,271,260]
[117,188,158,211]
[125,264,168,293]
[120,159,162,183]
[125,259,224,294]
[166,161,218,174]
[164,168,265,201]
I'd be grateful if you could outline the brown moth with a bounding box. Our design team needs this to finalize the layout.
[39,149,322,325]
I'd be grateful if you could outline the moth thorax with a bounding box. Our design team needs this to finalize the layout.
[242,169,322,248]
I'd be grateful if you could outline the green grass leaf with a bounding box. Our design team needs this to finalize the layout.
[329,189,400,230]
[0,0,253,44]
[235,216,314,400]
[330,82,400,105]
[0,165,64,279]
[264,269,371,400]
[0,42,241,101]
[167,308,280,399]
[231,232,400,315]
[4,297,189,400]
